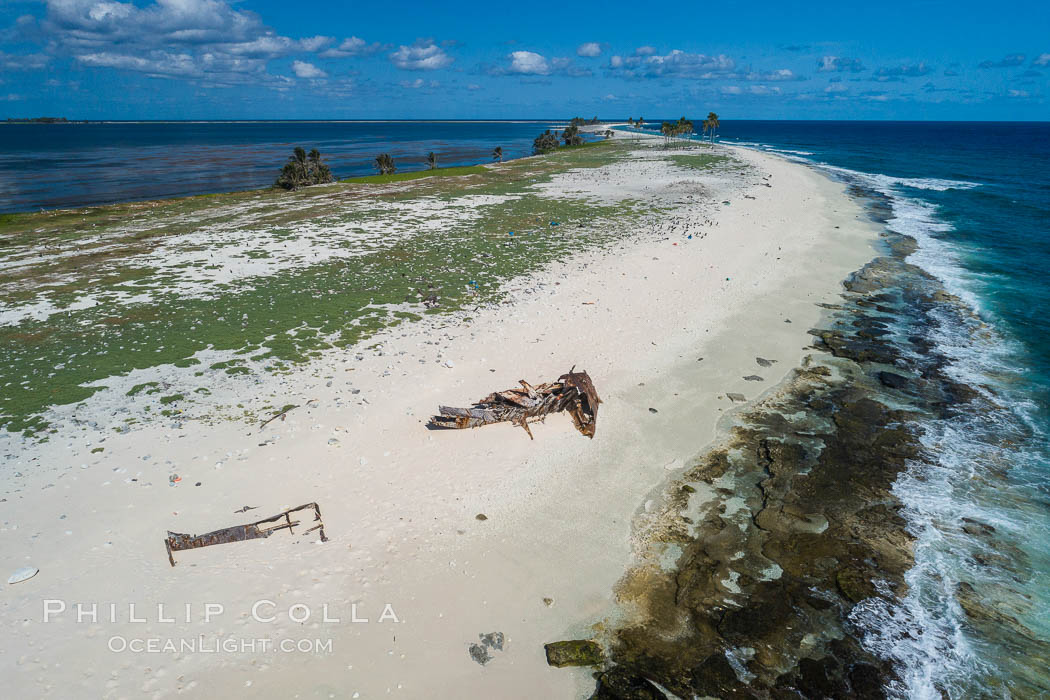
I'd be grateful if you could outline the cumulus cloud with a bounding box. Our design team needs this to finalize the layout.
[400,78,439,89]
[298,36,332,52]
[577,42,602,57]
[0,51,50,70]
[1008,89,1030,98]
[607,49,735,79]
[291,60,326,78]
[720,84,781,96]
[745,68,800,81]
[389,38,453,70]
[818,56,864,72]
[874,62,930,80]
[36,0,331,87]
[320,36,388,58]
[507,50,549,75]
[634,46,656,56]
[1035,54,1050,66]
[978,54,1025,68]
[490,51,590,77]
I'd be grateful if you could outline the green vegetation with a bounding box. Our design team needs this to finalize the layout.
[342,164,488,184]
[373,153,396,175]
[275,147,334,190]
[532,130,560,155]
[0,138,667,435]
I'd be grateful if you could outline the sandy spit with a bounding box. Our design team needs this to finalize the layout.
[1,139,880,699]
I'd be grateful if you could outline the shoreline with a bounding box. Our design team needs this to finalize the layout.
[2,138,883,697]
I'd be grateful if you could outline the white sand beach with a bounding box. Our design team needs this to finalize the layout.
[2,137,881,699]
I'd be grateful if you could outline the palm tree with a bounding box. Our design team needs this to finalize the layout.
[374,153,396,175]
[706,112,720,142]
[492,146,503,163]
[562,124,583,146]
[275,146,334,190]
[424,151,437,170]
[627,117,634,126]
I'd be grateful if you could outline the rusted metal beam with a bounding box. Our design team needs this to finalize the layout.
[427,367,600,439]
[165,502,327,566]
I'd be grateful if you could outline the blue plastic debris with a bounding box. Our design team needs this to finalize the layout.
[687,234,693,240]
[508,231,514,236]
[549,221,559,226]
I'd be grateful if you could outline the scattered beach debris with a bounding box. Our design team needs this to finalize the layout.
[742,375,764,382]
[234,505,258,514]
[475,513,488,521]
[543,597,555,607]
[469,631,506,665]
[544,639,605,667]
[259,403,299,429]
[7,566,39,585]
[428,367,600,439]
[164,502,327,566]
[755,357,776,367]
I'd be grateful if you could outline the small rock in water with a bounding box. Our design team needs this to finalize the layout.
[726,393,747,403]
[475,513,488,521]
[8,566,38,584]
[648,407,658,414]
[756,357,775,367]
[543,597,555,607]
[743,375,764,382]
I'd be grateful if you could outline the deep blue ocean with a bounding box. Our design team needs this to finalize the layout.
[0,120,575,213]
[713,121,1050,697]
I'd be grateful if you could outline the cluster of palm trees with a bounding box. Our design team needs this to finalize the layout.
[701,112,720,142]
[660,116,694,147]
[274,147,334,190]
[626,117,645,127]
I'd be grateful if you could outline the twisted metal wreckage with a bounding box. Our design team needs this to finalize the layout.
[427,368,601,439]
[163,370,598,564]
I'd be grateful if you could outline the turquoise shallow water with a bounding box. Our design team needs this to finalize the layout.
[717,121,1050,697]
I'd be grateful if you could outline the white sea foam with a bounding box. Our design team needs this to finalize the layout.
[820,160,1048,697]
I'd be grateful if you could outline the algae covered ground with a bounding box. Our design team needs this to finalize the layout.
[0,141,680,435]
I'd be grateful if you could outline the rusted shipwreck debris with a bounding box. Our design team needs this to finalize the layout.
[428,368,600,439]
[165,502,327,566]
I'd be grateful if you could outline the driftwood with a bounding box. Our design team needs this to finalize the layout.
[428,368,600,439]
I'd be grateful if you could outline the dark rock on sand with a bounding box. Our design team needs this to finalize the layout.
[592,666,667,700]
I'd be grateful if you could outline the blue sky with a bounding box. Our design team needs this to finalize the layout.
[1,0,1047,120]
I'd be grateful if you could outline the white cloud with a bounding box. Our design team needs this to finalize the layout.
[825,83,848,93]
[38,0,329,87]
[320,36,387,58]
[400,78,439,89]
[1008,89,1030,98]
[746,68,799,81]
[607,49,735,79]
[1033,53,1050,66]
[292,60,326,78]
[635,46,656,56]
[0,93,23,101]
[507,50,550,75]
[299,35,332,52]
[818,56,864,73]
[577,42,601,57]
[0,51,50,70]
[720,85,742,95]
[467,83,481,90]
[389,38,453,70]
